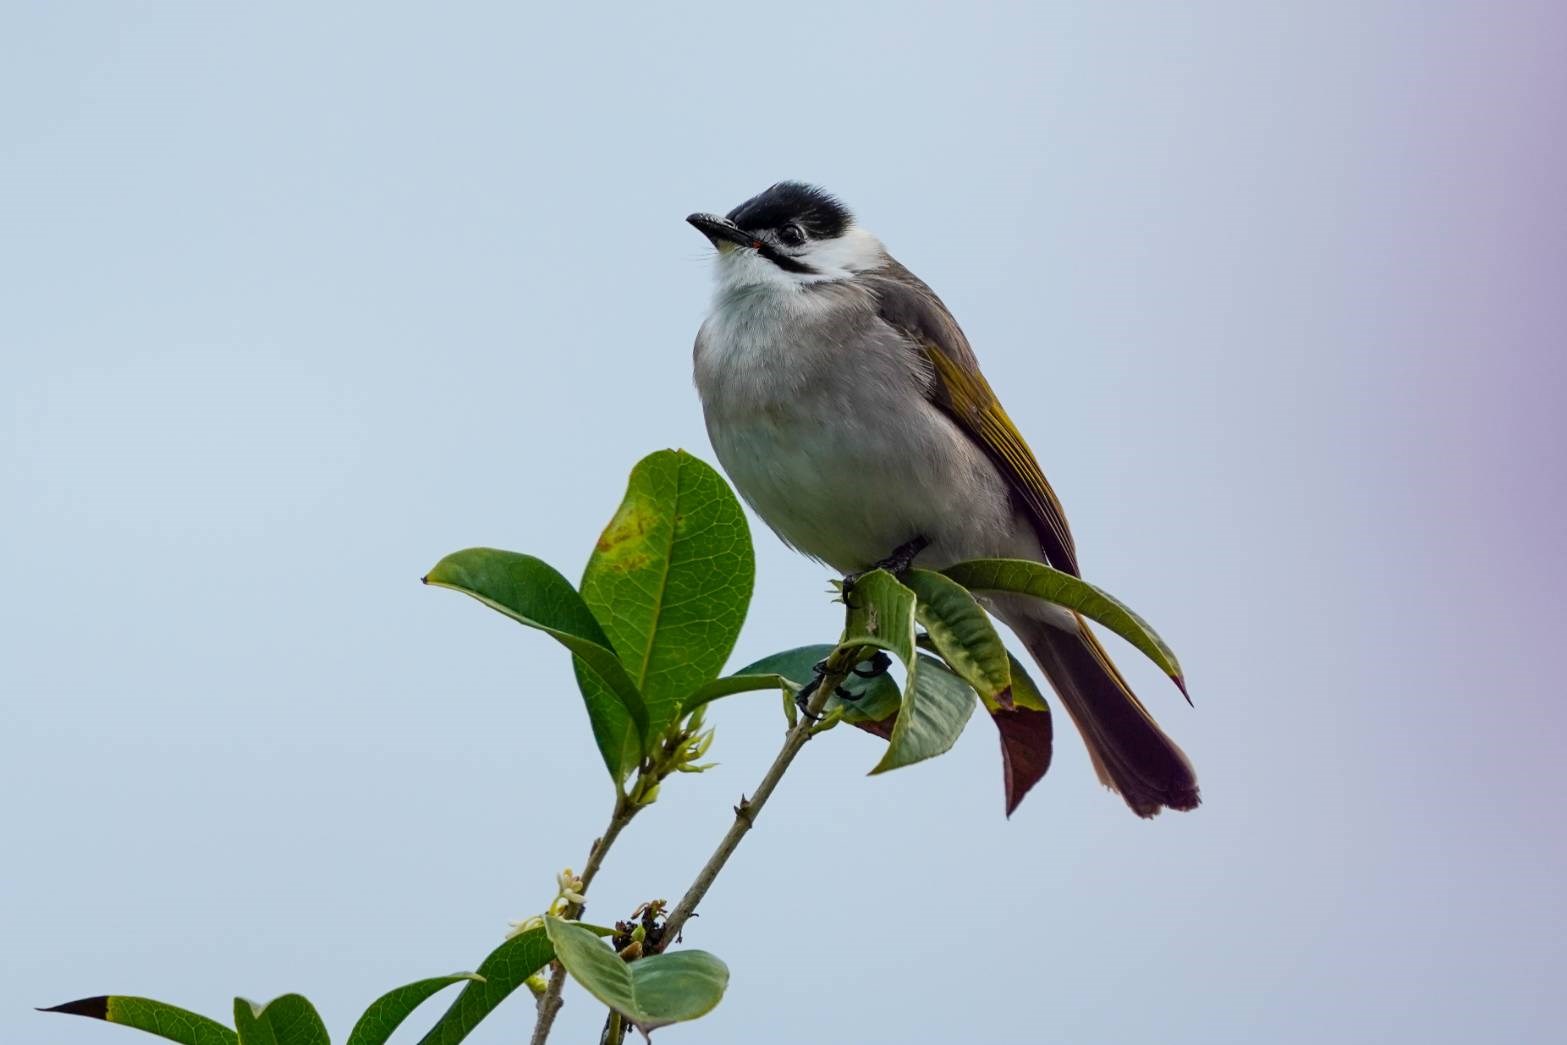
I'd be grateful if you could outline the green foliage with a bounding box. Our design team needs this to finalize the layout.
[233,996,329,1045]
[416,928,555,1045]
[942,558,1187,692]
[871,652,978,773]
[346,975,480,1045]
[734,644,901,726]
[578,450,755,755]
[49,449,1194,1045]
[678,673,794,717]
[903,568,1012,704]
[42,997,237,1045]
[423,548,650,776]
[544,916,729,1036]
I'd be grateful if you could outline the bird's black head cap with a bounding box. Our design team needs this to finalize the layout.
[726,182,853,239]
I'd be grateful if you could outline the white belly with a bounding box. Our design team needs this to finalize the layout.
[705,389,1037,574]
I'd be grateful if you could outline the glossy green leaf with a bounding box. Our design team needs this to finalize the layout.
[942,558,1187,692]
[578,450,754,758]
[903,569,1011,704]
[841,569,917,667]
[842,570,940,772]
[424,547,649,778]
[679,673,792,716]
[734,645,900,727]
[870,653,977,774]
[415,928,554,1045]
[544,916,729,1035]
[41,996,236,1045]
[233,995,329,1045]
[346,974,480,1045]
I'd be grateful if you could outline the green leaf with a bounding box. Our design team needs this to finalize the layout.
[734,645,900,727]
[870,653,977,773]
[233,996,329,1045]
[42,997,237,1045]
[544,916,729,1035]
[942,558,1187,693]
[841,569,917,667]
[841,570,959,772]
[578,451,754,753]
[424,547,650,779]
[346,975,480,1045]
[416,928,554,1045]
[903,569,1011,704]
[679,673,791,716]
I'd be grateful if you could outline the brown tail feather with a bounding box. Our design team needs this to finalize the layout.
[1011,610,1199,818]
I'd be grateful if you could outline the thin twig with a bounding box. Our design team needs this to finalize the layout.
[530,793,638,1045]
[653,647,861,951]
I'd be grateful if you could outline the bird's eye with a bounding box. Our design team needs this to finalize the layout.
[778,223,806,247]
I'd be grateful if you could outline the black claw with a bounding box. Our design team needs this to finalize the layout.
[795,669,829,720]
[851,651,892,679]
[794,681,824,720]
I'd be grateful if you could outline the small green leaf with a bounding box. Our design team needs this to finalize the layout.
[347,974,480,1045]
[424,547,650,779]
[841,569,916,667]
[617,951,730,1032]
[544,916,729,1034]
[233,996,329,1045]
[735,645,900,728]
[578,451,754,752]
[679,673,791,716]
[903,569,1011,704]
[870,654,977,773]
[942,558,1187,692]
[842,570,967,772]
[416,928,554,1045]
[42,997,236,1045]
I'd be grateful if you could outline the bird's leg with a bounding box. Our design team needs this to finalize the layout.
[874,535,931,576]
[840,535,931,600]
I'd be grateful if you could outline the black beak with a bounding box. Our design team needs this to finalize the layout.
[687,212,753,249]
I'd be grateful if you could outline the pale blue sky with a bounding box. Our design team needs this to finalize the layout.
[5,3,1564,1043]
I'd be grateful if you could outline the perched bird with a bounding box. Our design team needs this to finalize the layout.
[688,182,1198,818]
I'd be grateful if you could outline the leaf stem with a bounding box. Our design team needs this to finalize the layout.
[530,792,638,1045]
[652,645,861,951]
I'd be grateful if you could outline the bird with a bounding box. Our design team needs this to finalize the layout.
[687,182,1198,818]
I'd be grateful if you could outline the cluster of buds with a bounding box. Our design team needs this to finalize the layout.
[610,899,669,960]
[553,867,587,910]
[628,710,718,807]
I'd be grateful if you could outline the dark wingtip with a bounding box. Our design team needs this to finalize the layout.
[1173,674,1193,706]
[41,997,110,1019]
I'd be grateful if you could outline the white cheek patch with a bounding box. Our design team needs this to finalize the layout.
[799,225,884,280]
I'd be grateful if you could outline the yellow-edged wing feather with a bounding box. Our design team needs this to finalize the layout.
[869,262,1081,576]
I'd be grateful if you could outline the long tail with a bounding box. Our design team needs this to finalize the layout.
[1007,607,1200,817]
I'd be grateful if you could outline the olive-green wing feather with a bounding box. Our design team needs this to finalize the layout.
[868,261,1080,576]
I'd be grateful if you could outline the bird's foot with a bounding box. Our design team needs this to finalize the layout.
[794,651,893,718]
[796,652,895,718]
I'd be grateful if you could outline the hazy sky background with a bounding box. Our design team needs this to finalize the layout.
[5,3,1564,1043]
